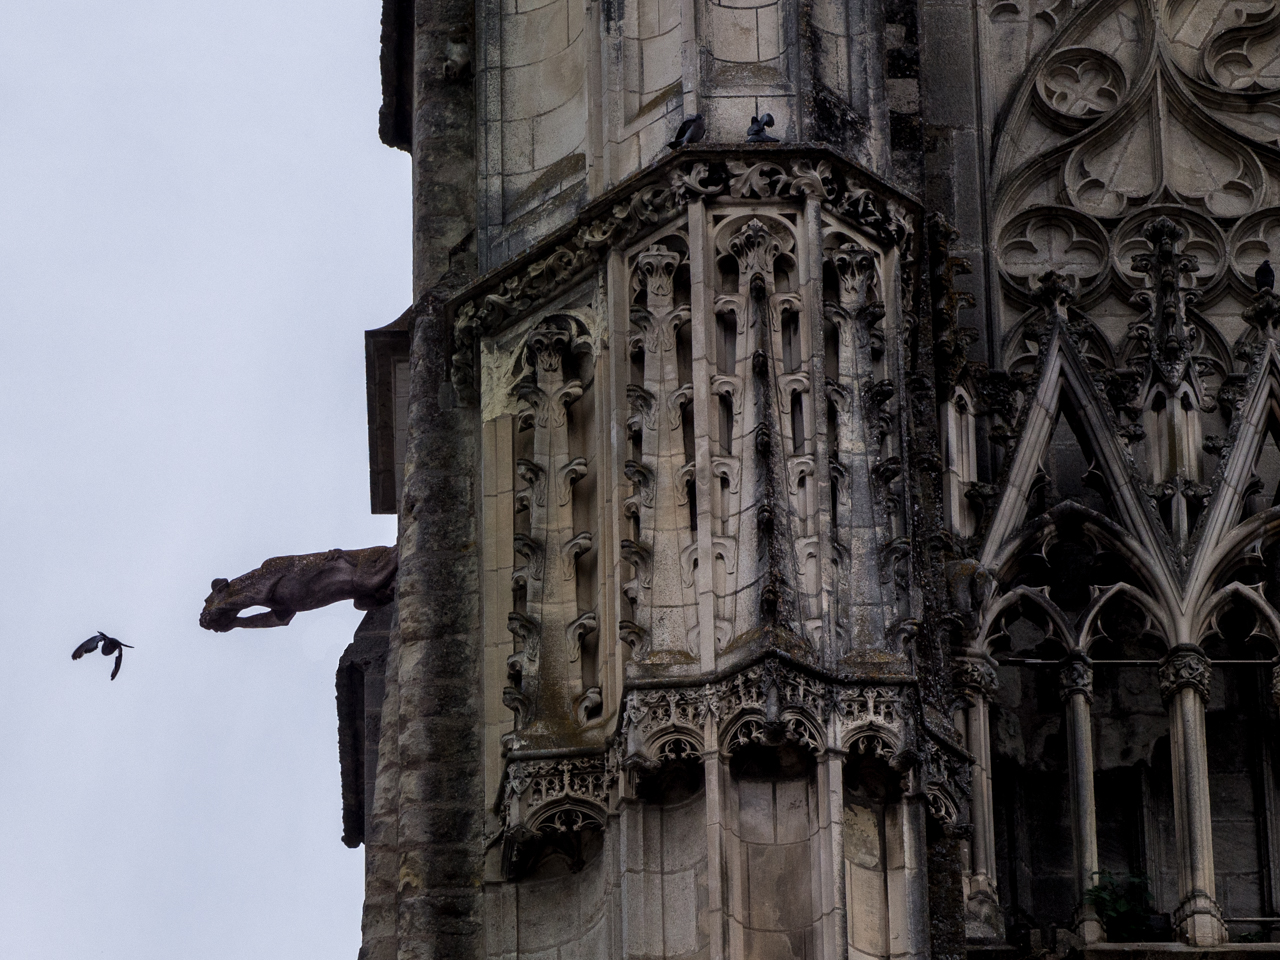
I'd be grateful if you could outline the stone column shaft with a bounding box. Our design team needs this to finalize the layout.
[899,794,933,959]
[955,654,1003,941]
[703,716,727,960]
[1160,645,1226,946]
[966,693,996,885]
[817,752,848,960]
[1061,654,1102,943]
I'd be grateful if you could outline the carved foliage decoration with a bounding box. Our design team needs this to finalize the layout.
[1158,645,1212,701]
[500,754,616,878]
[619,658,923,773]
[450,150,916,403]
[1058,653,1095,702]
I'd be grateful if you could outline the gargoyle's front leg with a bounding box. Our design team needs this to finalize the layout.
[230,608,296,629]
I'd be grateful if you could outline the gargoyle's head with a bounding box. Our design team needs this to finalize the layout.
[199,579,234,631]
[199,577,292,632]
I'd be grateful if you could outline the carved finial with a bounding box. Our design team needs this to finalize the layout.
[1137,216,1186,258]
[828,241,878,312]
[1030,269,1077,323]
[727,219,783,294]
[1129,216,1199,387]
[524,315,579,375]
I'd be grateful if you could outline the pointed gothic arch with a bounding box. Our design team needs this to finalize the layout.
[981,322,1179,609]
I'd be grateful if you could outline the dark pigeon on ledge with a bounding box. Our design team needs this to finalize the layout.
[747,113,778,142]
[667,114,705,150]
[1256,258,1275,292]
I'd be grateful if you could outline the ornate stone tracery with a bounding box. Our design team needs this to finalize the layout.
[990,0,1280,342]
[956,225,1280,941]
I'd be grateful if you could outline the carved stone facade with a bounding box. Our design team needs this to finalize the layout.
[345,0,1280,956]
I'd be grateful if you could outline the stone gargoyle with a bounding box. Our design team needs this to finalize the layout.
[199,546,398,632]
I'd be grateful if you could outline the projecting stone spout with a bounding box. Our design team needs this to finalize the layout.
[199,546,398,631]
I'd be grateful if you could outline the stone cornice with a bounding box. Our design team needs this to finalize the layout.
[445,144,924,404]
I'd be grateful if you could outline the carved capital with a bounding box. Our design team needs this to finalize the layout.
[1158,645,1211,704]
[727,218,783,289]
[1271,660,1280,708]
[526,317,575,374]
[953,655,998,702]
[634,244,682,302]
[1058,653,1094,704]
[827,241,878,311]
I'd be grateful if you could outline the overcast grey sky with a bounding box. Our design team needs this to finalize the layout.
[0,3,406,956]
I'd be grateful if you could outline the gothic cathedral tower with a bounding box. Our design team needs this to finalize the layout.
[349,0,1280,955]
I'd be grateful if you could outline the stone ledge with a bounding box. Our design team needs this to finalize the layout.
[1083,946,1280,958]
[968,945,1280,960]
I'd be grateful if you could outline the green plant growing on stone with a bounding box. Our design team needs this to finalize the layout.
[1085,870,1153,942]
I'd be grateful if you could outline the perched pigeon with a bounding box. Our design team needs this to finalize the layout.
[1257,259,1275,292]
[72,631,133,681]
[667,114,705,150]
[746,113,778,143]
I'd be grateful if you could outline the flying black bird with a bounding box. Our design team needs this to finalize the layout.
[667,114,705,150]
[1257,259,1275,292]
[746,113,778,143]
[72,631,133,680]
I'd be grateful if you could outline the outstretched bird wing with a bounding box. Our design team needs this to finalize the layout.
[72,631,132,676]
[71,633,105,660]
